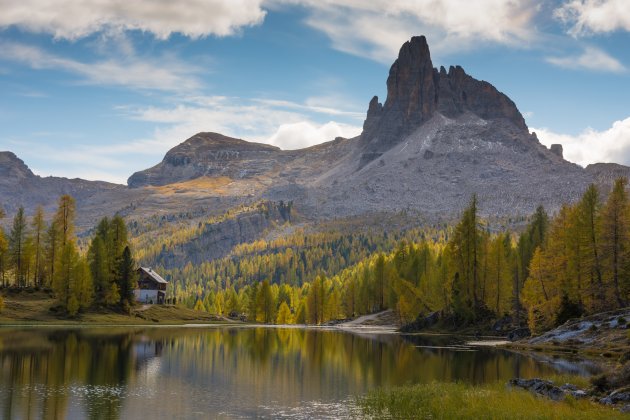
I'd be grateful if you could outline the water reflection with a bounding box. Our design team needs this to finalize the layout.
[0,327,593,419]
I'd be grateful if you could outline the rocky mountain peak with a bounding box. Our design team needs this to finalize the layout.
[170,132,280,154]
[128,132,284,187]
[360,36,528,166]
[0,151,35,181]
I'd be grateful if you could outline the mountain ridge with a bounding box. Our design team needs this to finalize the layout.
[0,36,626,234]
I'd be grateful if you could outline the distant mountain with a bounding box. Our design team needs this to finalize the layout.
[0,151,122,221]
[127,36,596,219]
[127,133,285,188]
[1,36,628,247]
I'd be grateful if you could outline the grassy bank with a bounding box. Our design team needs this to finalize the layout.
[357,380,626,420]
[0,289,233,325]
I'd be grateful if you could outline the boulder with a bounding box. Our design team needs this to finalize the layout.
[400,311,441,333]
[507,327,531,341]
[509,378,569,401]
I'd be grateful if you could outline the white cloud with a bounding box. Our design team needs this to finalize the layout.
[33,96,362,183]
[272,0,538,62]
[0,41,201,92]
[0,0,266,40]
[555,0,630,36]
[253,97,364,118]
[534,117,630,167]
[126,100,304,138]
[127,95,364,137]
[266,120,361,149]
[546,46,626,73]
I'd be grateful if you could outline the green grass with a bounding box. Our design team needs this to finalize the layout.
[0,290,236,326]
[357,381,626,420]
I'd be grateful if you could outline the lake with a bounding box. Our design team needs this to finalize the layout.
[0,326,599,419]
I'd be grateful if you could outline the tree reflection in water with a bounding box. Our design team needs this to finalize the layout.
[0,327,594,419]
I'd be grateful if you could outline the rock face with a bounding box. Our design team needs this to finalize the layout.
[359,36,527,166]
[509,378,588,401]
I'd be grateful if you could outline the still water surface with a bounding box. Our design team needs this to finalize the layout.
[0,326,598,419]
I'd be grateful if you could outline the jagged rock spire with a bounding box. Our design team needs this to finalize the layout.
[360,35,528,166]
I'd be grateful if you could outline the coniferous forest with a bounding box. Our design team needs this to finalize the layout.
[0,195,137,315]
[1,179,629,333]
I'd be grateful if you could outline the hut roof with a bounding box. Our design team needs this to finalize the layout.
[138,267,168,284]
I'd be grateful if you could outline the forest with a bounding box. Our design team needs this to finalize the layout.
[156,178,630,331]
[0,195,137,315]
[1,179,629,333]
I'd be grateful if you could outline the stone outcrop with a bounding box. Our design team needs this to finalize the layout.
[550,144,563,158]
[359,35,527,165]
[509,378,588,401]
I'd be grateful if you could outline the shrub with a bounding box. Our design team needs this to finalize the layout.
[0,295,4,314]
[590,374,609,392]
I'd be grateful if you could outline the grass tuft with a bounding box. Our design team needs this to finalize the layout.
[357,381,626,419]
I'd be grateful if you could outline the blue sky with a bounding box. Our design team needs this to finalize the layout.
[0,0,629,184]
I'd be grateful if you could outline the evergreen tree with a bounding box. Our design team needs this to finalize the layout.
[600,178,629,307]
[117,246,137,308]
[44,220,60,288]
[226,287,240,314]
[193,299,206,311]
[247,283,259,321]
[256,280,276,323]
[55,195,75,247]
[306,275,325,324]
[0,209,8,287]
[88,236,109,302]
[448,195,481,319]
[578,184,604,312]
[74,258,93,310]
[276,301,292,324]
[53,241,78,307]
[486,233,513,317]
[374,254,386,310]
[8,207,27,286]
[31,206,46,287]
[0,228,7,287]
